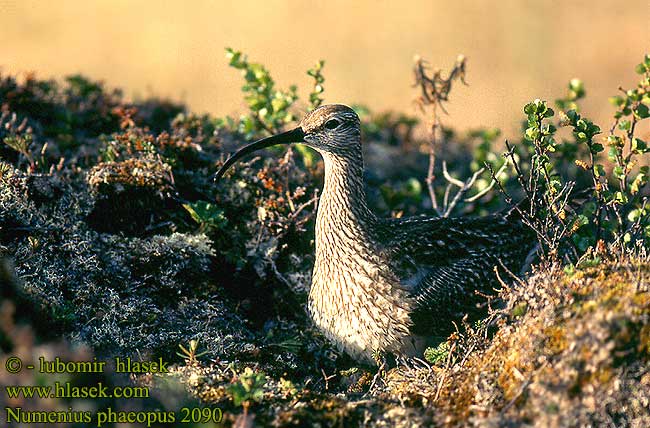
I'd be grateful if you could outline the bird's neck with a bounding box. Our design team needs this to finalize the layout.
[315,151,377,257]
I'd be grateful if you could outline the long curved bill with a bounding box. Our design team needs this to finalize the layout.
[213,127,305,183]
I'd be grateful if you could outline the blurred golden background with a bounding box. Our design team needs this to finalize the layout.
[1,0,648,137]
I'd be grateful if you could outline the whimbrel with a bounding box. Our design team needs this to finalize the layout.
[215,104,534,363]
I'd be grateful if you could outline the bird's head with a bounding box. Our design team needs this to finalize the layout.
[299,104,361,154]
[214,104,361,182]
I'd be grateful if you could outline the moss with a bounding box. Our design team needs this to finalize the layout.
[543,324,568,354]
[352,256,649,427]
[421,257,650,426]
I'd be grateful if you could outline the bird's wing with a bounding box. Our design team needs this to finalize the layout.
[377,215,523,271]
[406,252,506,336]
[377,214,534,337]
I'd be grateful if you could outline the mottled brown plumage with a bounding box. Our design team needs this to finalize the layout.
[215,104,535,363]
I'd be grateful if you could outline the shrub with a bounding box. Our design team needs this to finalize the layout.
[493,55,650,261]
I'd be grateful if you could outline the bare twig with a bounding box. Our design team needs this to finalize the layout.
[413,54,468,214]
[443,167,484,217]
[442,160,465,187]
[320,368,336,391]
[466,160,509,202]
[367,361,386,394]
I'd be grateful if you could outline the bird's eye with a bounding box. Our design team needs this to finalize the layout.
[324,119,340,130]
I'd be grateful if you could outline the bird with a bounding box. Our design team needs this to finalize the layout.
[214,104,535,364]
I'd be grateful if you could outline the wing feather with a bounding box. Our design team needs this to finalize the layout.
[377,214,535,337]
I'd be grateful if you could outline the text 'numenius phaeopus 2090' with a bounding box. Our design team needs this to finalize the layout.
[215,104,534,363]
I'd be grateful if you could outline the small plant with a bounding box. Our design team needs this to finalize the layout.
[1,109,35,171]
[278,377,298,398]
[295,60,327,168]
[307,60,326,110]
[223,48,299,137]
[339,367,359,377]
[502,99,574,258]
[561,57,649,252]
[511,302,528,318]
[183,200,227,233]
[413,54,467,215]
[220,49,328,171]
[177,339,208,365]
[227,367,266,408]
[424,341,450,365]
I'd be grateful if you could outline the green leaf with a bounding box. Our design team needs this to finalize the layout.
[632,138,647,153]
[525,127,539,141]
[607,135,623,146]
[613,166,625,180]
[609,96,625,107]
[635,63,647,74]
[635,103,650,119]
[563,264,576,276]
[227,368,266,407]
[614,191,628,204]
[405,177,423,196]
[576,131,587,142]
[566,109,579,123]
[576,214,589,227]
[550,179,562,193]
[590,143,604,153]
[628,209,641,223]
[590,123,601,134]
[271,97,287,113]
[512,302,528,318]
[424,342,450,364]
[569,78,585,98]
[608,146,619,162]
[524,102,536,115]
[226,48,245,68]
[630,171,648,194]
[183,201,227,230]
[543,124,557,134]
